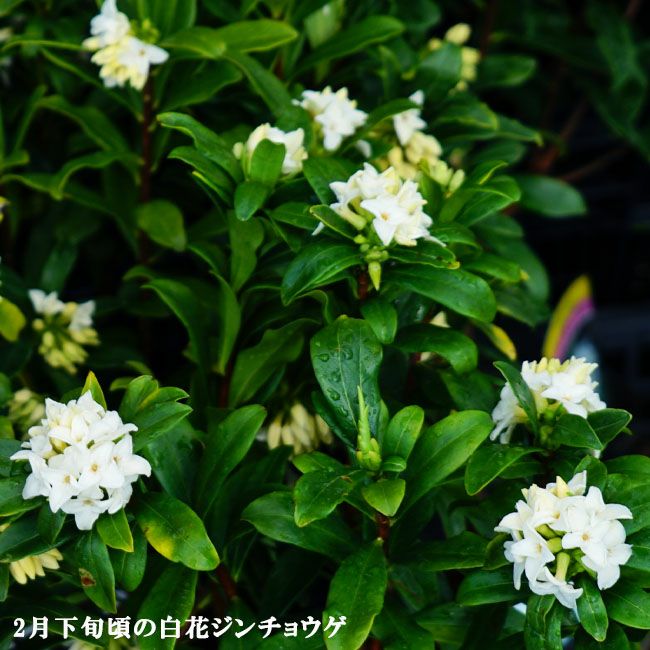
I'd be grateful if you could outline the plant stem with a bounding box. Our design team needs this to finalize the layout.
[216,564,238,601]
[357,268,369,301]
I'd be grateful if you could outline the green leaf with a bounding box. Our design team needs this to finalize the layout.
[37,504,66,544]
[168,146,234,201]
[75,529,116,613]
[575,624,629,650]
[145,279,210,377]
[0,476,38,516]
[455,177,521,226]
[242,491,357,560]
[323,541,388,650]
[361,298,398,345]
[410,532,488,570]
[389,267,496,322]
[133,492,219,571]
[464,252,522,283]
[310,317,383,441]
[145,0,196,36]
[81,371,107,409]
[465,444,539,495]
[577,576,608,642]
[362,478,405,517]
[405,411,493,506]
[119,376,192,451]
[302,157,356,204]
[212,273,241,374]
[294,468,362,526]
[394,324,478,374]
[112,525,147,592]
[477,55,537,88]
[224,49,292,115]
[136,200,187,251]
[295,16,404,75]
[249,139,285,185]
[0,297,26,342]
[194,405,266,514]
[418,43,462,102]
[626,529,650,573]
[234,180,271,221]
[137,565,197,650]
[389,240,458,269]
[604,581,650,629]
[525,595,562,650]
[553,413,603,451]
[163,26,227,58]
[310,204,357,240]
[588,409,632,446]
[229,320,308,406]
[96,509,134,553]
[381,405,424,461]
[0,515,62,561]
[213,19,298,52]
[515,174,587,217]
[457,568,519,605]
[494,361,539,434]
[281,241,360,304]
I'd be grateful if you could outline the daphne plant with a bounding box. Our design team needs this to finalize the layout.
[0,1,648,649]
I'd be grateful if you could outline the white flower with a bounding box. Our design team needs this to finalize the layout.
[84,0,168,91]
[497,472,632,608]
[82,0,130,50]
[11,391,149,530]
[529,568,583,612]
[329,163,442,247]
[490,357,606,443]
[297,86,368,151]
[393,90,427,146]
[234,123,307,176]
[29,289,65,317]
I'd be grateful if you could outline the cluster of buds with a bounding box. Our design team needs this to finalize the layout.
[355,388,381,471]
[491,357,606,444]
[29,290,99,374]
[7,388,45,435]
[83,0,168,91]
[497,472,632,612]
[0,523,63,584]
[233,123,308,177]
[266,402,333,455]
[326,164,443,289]
[428,23,480,91]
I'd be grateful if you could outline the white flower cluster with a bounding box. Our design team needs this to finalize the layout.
[83,0,168,91]
[497,471,632,611]
[265,402,333,455]
[233,123,308,176]
[29,289,99,374]
[329,163,442,248]
[491,357,606,443]
[11,391,150,530]
[296,86,368,151]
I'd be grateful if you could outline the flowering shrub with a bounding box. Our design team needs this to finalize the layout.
[0,1,648,649]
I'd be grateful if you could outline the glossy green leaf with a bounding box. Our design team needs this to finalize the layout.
[362,478,405,517]
[310,317,383,441]
[74,530,116,613]
[234,180,271,221]
[0,298,26,342]
[242,491,357,560]
[515,174,586,217]
[137,565,197,650]
[405,411,493,506]
[381,405,424,460]
[294,468,362,526]
[554,413,603,451]
[133,492,219,571]
[395,324,478,374]
[604,581,650,629]
[281,241,360,304]
[389,267,497,322]
[323,541,388,650]
[410,532,488,570]
[494,361,539,434]
[249,139,285,185]
[465,444,539,495]
[136,200,187,251]
[457,568,519,605]
[577,576,608,641]
[81,371,107,409]
[360,298,397,345]
[96,509,134,553]
[195,405,266,514]
[588,409,632,446]
[213,19,298,52]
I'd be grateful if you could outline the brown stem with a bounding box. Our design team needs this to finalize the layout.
[366,639,383,650]
[376,512,390,545]
[479,0,500,56]
[357,269,369,301]
[216,564,238,601]
[139,77,154,204]
[625,0,644,18]
[560,147,628,184]
[218,359,234,408]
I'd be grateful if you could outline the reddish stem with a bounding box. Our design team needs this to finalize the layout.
[216,564,238,601]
